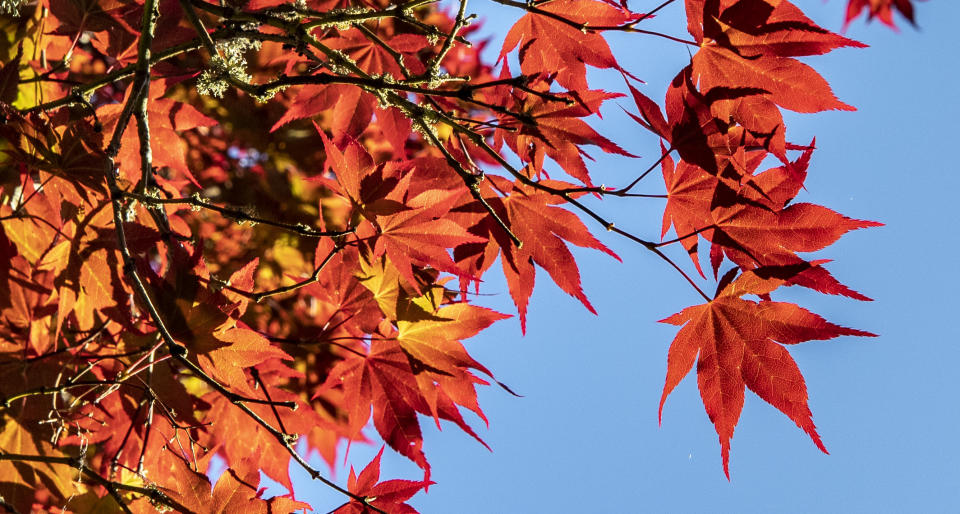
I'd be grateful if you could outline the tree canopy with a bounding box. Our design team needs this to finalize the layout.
[0,0,919,512]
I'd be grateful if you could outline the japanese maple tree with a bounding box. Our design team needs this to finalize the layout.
[0,0,919,511]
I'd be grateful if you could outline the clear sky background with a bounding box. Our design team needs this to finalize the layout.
[270,2,960,512]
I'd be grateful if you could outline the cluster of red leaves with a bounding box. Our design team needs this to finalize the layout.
[844,0,922,29]
[0,0,916,511]
[630,0,889,477]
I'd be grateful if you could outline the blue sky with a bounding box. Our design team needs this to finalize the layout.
[274,2,960,512]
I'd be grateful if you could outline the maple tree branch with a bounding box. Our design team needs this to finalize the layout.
[636,0,676,23]
[455,94,537,124]
[0,452,183,512]
[118,337,168,382]
[269,335,381,358]
[619,193,668,198]
[173,356,299,408]
[178,0,284,98]
[648,247,712,301]
[85,9,371,508]
[463,75,573,105]
[134,106,153,197]
[138,395,156,475]
[22,347,154,366]
[429,0,471,79]
[239,73,538,127]
[558,198,711,301]
[179,0,219,55]
[247,73,443,99]
[187,0,474,104]
[131,0,159,196]
[291,0,466,48]
[447,114,515,130]
[448,124,712,301]
[416,118,522,247]
[320,341,371,358]
[104,103,187,393]
[20,16,287,116]
[21,38,206,114]
[182,0,535,256]
[121,191,355,238]
[169,351,386,512]
[135,351,160,479]
[620,28,698,46]
[0,380,147,408]
[618,145,675,193]
[87,476,136,514]
[232,28,316,52]
[636,0,683,23]
[247,0,441,30]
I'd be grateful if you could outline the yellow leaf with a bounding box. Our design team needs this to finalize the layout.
[0,418,79,511]
[356,254,401,320]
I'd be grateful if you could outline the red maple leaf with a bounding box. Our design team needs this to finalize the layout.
[454,176,619,331]
[324,27,430,79]
[320,298,506,477]
[271,83,376,142]
[648,1,864,178]
[499,0,638,90]
[494,79,635,186]
[322,336,432,476]
[333,447,432,514]
[315,132,409,220]
[628,66,776,177]
[659,266,875,477]
[153,458,309,514]
[372,198,486,291]
[98,79,216,185]
[708,182,882,274]
[659,143,881,277]
[689,0,864,114]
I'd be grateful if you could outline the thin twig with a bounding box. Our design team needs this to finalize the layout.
[251,368,288,434]
[122,191,355,238]
[251,242,344,302]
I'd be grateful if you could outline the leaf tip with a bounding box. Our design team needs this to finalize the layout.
[722,444,731,481]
